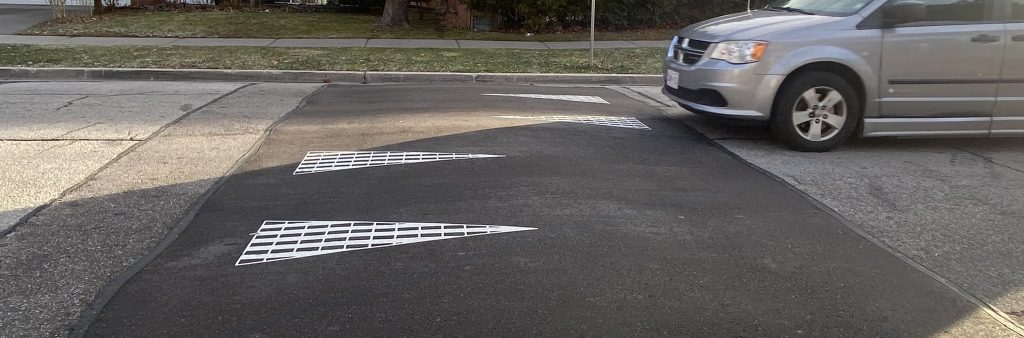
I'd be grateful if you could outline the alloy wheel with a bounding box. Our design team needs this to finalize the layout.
[791,86,847,142]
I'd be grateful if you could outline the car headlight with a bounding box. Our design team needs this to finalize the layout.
[709,41,768,64]
[666,36,679,58]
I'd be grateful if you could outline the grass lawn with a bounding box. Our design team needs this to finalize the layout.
[21,10,677,41]
[0,44,664,74]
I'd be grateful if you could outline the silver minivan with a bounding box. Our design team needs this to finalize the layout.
[663,0,1024,151]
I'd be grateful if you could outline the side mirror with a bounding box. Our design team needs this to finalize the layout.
[883,1,926,27]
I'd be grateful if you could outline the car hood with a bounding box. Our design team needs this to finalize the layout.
[678,10,845,42]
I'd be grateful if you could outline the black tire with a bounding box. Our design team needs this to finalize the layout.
[770,71,862,152]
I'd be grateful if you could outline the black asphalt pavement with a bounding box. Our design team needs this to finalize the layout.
[86,84,986,336]
[0,5,51,35]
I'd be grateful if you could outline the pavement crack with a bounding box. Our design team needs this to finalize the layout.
[955,147,1024,176]
[53,122,103,139]
[29,140,77,157]
[54,96,89,112]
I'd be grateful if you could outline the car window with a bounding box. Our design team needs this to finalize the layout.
[1001,0,1024,20]
[764,0,873,16]
[890,0,995,26]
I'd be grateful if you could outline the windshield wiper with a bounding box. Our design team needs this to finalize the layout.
[764,5,816,15]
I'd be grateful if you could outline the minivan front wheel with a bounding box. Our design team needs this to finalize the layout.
[771,72,861,152]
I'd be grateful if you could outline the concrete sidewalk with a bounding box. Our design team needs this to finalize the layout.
[0,35,667,49]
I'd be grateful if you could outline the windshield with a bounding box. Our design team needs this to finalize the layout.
[763,0,874,16]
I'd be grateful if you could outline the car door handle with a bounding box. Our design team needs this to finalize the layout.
[972,34,1002,43]
[1013,34,1024,42]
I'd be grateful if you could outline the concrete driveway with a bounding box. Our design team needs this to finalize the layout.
[0,5,53,35]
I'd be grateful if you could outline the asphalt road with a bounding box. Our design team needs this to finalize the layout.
[0,5,51,35]
[80,84,1008,336]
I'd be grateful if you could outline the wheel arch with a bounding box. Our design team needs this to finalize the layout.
[771,61,869,135]
[775,62,866,115]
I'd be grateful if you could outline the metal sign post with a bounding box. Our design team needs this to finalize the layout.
[589,0,595,66]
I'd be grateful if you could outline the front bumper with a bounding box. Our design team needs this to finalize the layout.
[662,58,785,121]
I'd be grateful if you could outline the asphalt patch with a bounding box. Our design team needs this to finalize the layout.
[86,84,993,336]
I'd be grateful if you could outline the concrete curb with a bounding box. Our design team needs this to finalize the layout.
[0,67,663,85]
[0,35,667,49]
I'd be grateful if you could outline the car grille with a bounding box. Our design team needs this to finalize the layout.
[664,86,729,108]
[672,37,712,66]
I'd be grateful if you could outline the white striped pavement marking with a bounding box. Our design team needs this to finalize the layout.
[495,115,652,130]
[482,94,610,104]
[293,151,505,175]
[236,221,536,265]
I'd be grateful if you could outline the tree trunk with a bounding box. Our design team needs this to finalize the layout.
[379,0,409,27]
[92,0,102,15]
